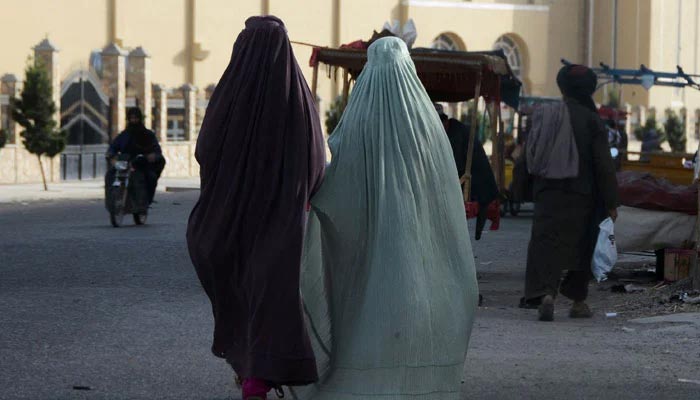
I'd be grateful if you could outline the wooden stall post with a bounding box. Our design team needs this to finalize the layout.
[487,101,502,191]
[311,63,319,104]
[463,70,483,202]
[342,69,350,106]
[495,103,506,192]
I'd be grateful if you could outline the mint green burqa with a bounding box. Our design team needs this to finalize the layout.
[293,37,478,400]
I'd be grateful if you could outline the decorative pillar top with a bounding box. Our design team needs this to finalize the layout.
[1,74,18,84]
[34,38,59,52]
[205,84,216,98]
[181,83,197,92]
[102,43,127,57]
[129,46,150,58]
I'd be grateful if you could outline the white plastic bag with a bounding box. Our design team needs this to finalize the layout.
[592,217,617,282]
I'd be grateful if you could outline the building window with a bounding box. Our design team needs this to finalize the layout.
[0,95,16,144]
[431,33,464,51]
[493,35,523,81]
[167,108,186,141]
[1,101,15,145]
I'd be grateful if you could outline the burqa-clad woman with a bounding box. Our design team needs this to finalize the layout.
[523,64,618,321]
[186,16,325,399]
[293,37,479,400]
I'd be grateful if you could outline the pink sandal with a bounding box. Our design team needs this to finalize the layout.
[242,378,270,400]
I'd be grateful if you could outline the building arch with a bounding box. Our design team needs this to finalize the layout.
[431,32,466,51]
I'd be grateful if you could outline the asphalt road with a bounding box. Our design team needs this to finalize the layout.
[0,192,698,399]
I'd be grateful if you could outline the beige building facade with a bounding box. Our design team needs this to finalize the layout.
[1,0,699,183]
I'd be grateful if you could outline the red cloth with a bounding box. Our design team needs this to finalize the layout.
[617,171,697,215]
[310,47,320,67]
[340,40,368,49]
[465,200,501,231]
[310,40,368,67]
[598,106,628,121]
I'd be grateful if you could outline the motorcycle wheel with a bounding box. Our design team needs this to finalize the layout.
[110,186,126,227]
[133,213,148,225]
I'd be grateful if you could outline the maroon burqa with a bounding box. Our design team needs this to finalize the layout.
[186,16,325,385]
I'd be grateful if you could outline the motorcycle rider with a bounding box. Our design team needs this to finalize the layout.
[106,107,165,204]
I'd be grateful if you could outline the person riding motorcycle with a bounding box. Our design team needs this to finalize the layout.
[106,108,165,204]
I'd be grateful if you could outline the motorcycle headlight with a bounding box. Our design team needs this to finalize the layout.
[115,161,129,170]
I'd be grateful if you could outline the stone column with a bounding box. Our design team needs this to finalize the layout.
[33,39,60,123]
[101,43,127,139]
[128,46,152,128]
[1,74,19,144]
[182,84,197,141]
[152,84,168,143]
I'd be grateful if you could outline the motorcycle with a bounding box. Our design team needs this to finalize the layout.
[105,154,150,227]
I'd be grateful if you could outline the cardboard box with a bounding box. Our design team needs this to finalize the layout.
[693,260,700,290]
[663,248,693,282]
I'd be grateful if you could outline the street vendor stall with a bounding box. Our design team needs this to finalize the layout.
[310,43,522,213]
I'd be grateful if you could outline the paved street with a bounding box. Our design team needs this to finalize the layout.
[1,191,699,399]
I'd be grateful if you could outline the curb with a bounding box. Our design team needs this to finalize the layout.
[164,186,200,193]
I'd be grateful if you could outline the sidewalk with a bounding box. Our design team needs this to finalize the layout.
[0,177,199,203]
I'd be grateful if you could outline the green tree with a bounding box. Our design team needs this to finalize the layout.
[11,60,67,190]
[664,109,686,153]
[325,95,346,135]
[0,129,6,150]
[634,115,665,144]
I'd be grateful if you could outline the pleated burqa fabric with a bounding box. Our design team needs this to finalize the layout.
[186,16,325,385]
[293,37,479,400]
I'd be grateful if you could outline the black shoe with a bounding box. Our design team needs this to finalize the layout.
[519,296,542,309]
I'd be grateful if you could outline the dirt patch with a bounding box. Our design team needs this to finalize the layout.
[594,262,700,319]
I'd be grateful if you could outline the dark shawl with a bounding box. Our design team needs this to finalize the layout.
[186,16,325,386]
[123,125,160,156]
